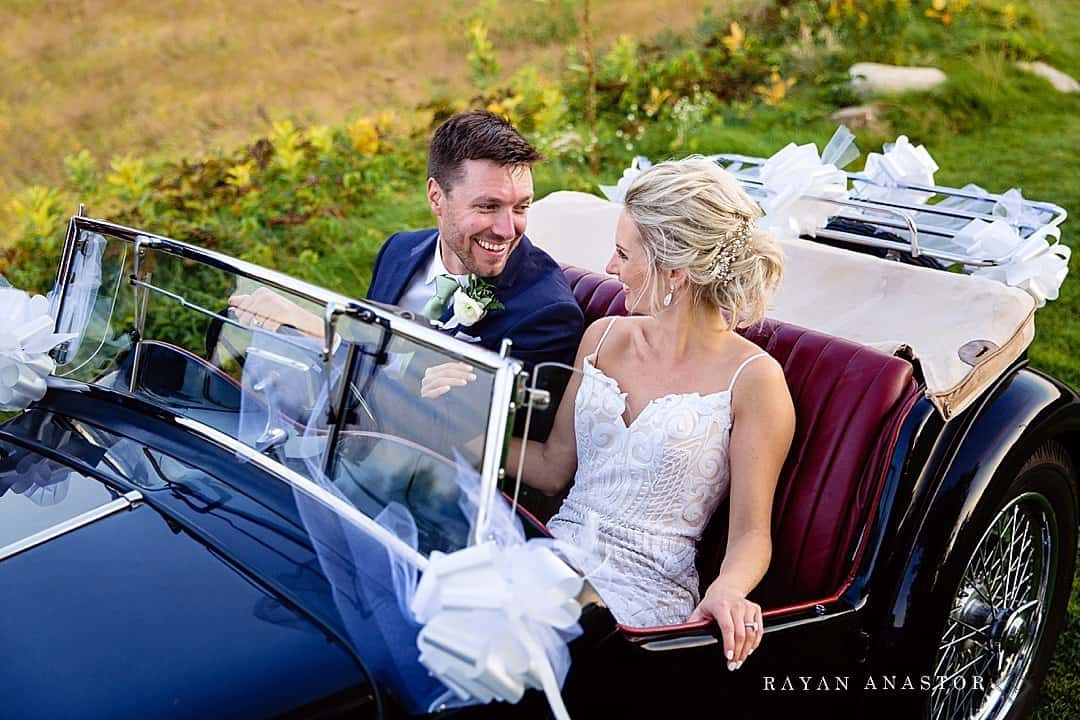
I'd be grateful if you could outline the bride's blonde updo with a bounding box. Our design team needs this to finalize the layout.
[623,156,783,329]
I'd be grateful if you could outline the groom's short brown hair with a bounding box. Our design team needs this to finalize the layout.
[427,110,541,193]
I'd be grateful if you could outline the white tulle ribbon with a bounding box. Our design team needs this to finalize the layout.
[993,187,1048,232]
[599,156,652,204]
[856,135,939,205]
[0,286,75,411]
[755,126,857,241]
[411,540,583,719]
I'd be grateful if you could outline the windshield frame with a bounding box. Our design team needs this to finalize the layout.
[49,215,524,553]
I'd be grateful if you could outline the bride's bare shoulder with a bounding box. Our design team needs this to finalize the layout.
[580,315,647,354]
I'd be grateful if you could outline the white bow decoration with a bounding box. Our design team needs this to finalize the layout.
[755,125,858,241]
[599,156,652,204]
[856,135,939,205]
[411,541,583,719]
[0,286,75,411]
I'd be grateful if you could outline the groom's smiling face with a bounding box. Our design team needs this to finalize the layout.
[428,158,533,278]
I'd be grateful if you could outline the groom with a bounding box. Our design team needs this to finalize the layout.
[366,110,583,373]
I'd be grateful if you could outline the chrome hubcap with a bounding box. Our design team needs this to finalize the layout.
[930,492,1057,720]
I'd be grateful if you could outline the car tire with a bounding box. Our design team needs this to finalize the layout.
[925,440,1077,720]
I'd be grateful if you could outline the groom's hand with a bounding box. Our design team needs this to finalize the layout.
[420,362,477,399]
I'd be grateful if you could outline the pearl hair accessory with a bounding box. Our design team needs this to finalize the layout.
[712,215,754,285]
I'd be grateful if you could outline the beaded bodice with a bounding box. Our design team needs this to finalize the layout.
[548,349,760,626]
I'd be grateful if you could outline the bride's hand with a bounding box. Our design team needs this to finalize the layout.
[688,585,763,671]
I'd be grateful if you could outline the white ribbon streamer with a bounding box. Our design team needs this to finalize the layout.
[0,286,75,411]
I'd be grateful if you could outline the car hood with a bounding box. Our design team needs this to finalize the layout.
[0,399,372,719]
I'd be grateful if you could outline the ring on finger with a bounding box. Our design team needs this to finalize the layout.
[744,622,758,631]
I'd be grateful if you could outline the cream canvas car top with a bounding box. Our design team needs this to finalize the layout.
[527,190,1038,418]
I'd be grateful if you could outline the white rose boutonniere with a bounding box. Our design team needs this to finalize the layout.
[441,276,504,331]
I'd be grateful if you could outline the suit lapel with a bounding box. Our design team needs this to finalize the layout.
[427,235,534,345]
[386,230,438,305]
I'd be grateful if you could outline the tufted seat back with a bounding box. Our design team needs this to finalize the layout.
[561,266,918,609]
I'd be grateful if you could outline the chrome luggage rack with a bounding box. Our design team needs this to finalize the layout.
[707,152,1068,269]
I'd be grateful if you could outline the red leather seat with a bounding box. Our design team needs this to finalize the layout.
[561,265,918,610]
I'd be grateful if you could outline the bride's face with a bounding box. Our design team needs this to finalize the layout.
[607,209,653,313]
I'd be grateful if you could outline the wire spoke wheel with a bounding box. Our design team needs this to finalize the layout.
[930,492,1058,720]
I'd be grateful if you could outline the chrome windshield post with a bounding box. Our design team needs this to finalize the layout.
[128,236,157,394]
[472,358,522,546]
[49,215,82,364]
[322,302,345,364]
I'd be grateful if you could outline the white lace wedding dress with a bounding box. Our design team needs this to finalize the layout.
[548,320,766,627]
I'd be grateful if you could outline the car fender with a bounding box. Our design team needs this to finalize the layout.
[871,362,1080,665]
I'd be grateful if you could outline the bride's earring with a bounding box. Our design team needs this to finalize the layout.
[662,283,674,307]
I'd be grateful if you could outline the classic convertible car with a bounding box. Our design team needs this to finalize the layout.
[1,157,1077,720]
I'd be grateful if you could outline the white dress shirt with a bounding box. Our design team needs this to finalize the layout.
[396,235,470,316]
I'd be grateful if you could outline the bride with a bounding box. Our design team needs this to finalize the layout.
[426,157,795,672]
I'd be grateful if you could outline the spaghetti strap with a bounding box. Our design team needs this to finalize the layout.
[726,352,769,393]
[592,316,619,363]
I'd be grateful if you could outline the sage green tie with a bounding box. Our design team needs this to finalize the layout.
[421,274,459,320]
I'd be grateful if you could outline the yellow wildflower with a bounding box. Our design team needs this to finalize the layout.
[106,155,151,200]
[306,125,334,156]
[644,87,672,117]
[926,0,956,24]
[1002,3,1016,30]
[754,72,797,107]
[376,111,396,133]
[348,118,379,157]
[226,161,254,188]
[9,186,66,240]
[722,22,745,53]
[270,120,305,171]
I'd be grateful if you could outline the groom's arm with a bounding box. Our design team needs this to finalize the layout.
[502,300,585,372]
[501,301,584,443]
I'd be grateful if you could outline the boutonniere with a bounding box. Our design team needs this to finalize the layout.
[442,276,504,330]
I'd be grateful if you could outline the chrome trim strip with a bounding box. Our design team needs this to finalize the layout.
[70,216,510,372]
[473,359,523,545]
[172,416,431,571]
[640,636,724,652]
[638,595,868,652]
[72,217,351,308]
[0,490,143,562]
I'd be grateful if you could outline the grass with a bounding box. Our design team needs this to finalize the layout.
[0,0,716,198]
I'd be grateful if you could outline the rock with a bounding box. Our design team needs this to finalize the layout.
[829,104,885,133]
[1016,61,1079,93]
[849,62,947,95]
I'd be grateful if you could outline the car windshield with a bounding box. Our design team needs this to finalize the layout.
[49,218,519,555]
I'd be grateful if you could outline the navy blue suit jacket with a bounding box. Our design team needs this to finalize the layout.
[366,229,584,372]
